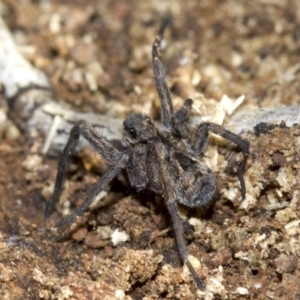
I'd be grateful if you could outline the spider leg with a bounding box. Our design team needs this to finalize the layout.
[45,120,121,219]
[171,98,193,137]
[149,138,205,291]
[152,17,174,130]
[55,153,128,227]
[167,200,205,291]
[193,122,249,199]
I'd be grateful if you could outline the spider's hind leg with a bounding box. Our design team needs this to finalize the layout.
[193,122,249,199]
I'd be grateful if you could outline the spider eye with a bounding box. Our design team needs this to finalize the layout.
[128,127,137,138]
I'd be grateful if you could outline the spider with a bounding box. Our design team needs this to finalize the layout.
[45,18,249,291]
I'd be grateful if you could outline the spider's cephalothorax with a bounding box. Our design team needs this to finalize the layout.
[123,111,217,208]
[45,18,249,291]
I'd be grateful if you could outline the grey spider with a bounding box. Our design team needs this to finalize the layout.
[45,18,249,291]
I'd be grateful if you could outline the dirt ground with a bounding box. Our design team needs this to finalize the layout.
[1,0,300,299]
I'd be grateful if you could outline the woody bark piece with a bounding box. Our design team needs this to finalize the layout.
[227,106,300,135]
[0,16,50,98]
[0,16,123,157]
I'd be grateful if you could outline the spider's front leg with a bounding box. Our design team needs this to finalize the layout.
[167,200,206,291]
[193,122,249,199]
[171,98,193,138]
[55,156,128,227]
[148,138,206,291]
[152,18,194,138]
[152,16,174,130]
[45,120,128,225]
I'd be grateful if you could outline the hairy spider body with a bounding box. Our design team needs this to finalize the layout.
[45,18,249,292]
[124,111,217,207]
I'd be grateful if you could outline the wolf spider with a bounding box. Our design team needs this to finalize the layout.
[45,18,249,291]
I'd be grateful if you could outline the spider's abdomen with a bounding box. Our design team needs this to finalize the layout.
[146,138,217,208]
[171,151,217,208]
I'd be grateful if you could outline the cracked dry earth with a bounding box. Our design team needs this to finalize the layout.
[1,0,300,299]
